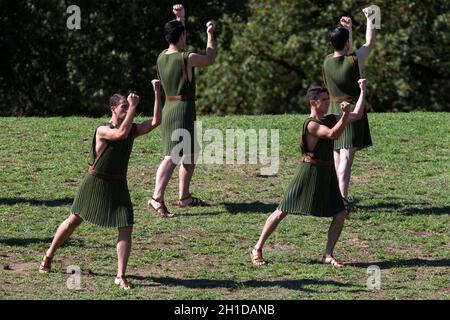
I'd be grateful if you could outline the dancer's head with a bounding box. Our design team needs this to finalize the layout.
[164,20,186,48]
[109,91,129,122]
[330,27,350,52]
[306,85,329,114]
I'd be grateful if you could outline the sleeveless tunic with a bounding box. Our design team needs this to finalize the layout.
[71,123,137,228]
[278,115,345,216]
[323,53,372,150]
[157,50,198,157]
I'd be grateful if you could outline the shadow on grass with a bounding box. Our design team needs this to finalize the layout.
[149,276,368,293]
[85,271,364,293]
[306,258,450,269]
[222,202,277,214]
[0,237,84,247]
[358,201,449,215]
[0,197,73,207]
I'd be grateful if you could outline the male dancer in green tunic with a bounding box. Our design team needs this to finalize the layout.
[251,79,367,268]
[148,4,216,217]
[323,7,376,211]
[39,80,162,290]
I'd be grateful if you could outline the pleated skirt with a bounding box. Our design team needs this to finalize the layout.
[277,163,345,217]
[71,174,134,228]
[329,102,372,150]
[161,100,199,157]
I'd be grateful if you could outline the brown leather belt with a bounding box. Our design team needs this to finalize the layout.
[330,95,357,102]
[300,155,333,166]
[88,166,126,181]
[166,95,195,101]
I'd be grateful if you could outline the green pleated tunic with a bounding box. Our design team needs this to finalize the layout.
[278,115,345,217]
[323,53,372,150]
[157,50,198,157]
[71,124,137,228]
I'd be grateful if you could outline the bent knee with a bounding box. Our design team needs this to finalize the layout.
[67,213,83,228]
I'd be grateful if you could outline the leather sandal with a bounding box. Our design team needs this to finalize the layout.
[114,276,132,290]
[321,255,344,268]
[176,194,208,207]
[250,247,266,266]
[39,254,54,273]
[148,197,174,218]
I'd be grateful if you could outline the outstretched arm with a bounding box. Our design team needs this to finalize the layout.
[188,21,216,68]
[135,80,162,138]
[356,7,377,67]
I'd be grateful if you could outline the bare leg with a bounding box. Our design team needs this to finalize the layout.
[46,213,83,258]
[150,156,177,212]
[115,226,133,289]
[325,211,347,258]
[336,148,356,199]
[179,158,195,201]
[251,210,288,265]
[116,226,132,277]
[333,149,340,179]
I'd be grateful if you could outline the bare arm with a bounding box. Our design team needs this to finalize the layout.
[356,7,377,67]
[173,4,185,25]
[135,80,162,138]
[188,21,216,68]
[348,79,367,122]
[340,16,353,50]
[308,107,351,140]
[97,93,139,141]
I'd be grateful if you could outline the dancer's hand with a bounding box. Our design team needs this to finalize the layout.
[362,7,374,20]
[173,4,185,22]
[206,21,215,35]
[127,92,139,108]
[358,79,367,92]
[340,101,351,113]
[340,16,352,30]
[151,79,160,93]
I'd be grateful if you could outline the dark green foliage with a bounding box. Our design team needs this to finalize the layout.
[1,0,448,115]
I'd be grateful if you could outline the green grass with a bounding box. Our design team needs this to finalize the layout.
[0,112,449,300]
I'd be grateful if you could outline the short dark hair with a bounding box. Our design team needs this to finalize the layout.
[306,85,328,101]
[164,20,185,44]
[109,91,128,108]
[330,27,349,51]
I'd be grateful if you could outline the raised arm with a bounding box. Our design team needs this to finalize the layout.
[97,93,138,141]
[348,79,367,122]
[173,4,185,25]
[356,7,377,67]
[308,106,351,140]
[188,21,216,68]
[135,80,162,137]
[340,16,353,50]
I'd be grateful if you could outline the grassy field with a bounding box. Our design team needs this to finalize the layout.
[0,112,449,300]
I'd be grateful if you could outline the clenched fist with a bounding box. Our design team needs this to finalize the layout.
[206,21,215,34]
[358,79,367,92]
[340,16,352,30]
[173,4,185,21]
[127,92,139,107]
[151,79,161,92]
[340,101,351,113]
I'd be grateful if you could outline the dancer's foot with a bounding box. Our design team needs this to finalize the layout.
[250,247,266,266]
[148,197,174,218]
[321,255,344,268]
[114,276,132,290]
[176,194,208,207]
[39,254,54,273]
